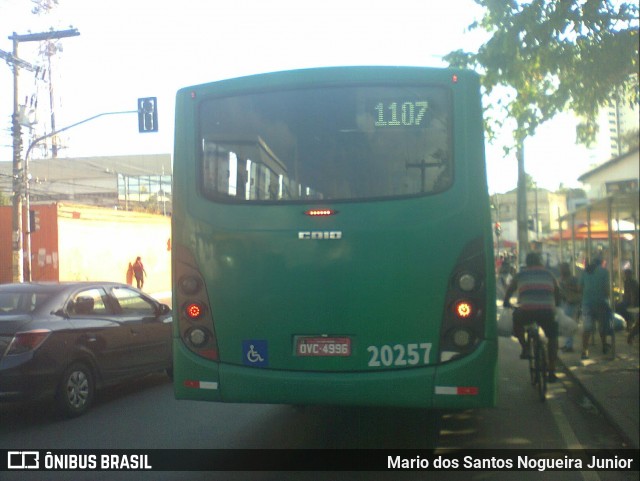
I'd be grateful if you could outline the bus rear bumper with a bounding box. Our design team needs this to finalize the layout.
[173,339,497,408]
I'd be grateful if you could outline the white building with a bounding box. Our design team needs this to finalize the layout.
[0,154,172,213]
[577,148,639,201]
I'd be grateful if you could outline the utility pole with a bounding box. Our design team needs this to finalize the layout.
[7,28,79,282]
[516,140,528,266]
[46,41,59,157]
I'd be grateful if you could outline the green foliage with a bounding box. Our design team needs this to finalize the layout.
[445,0,639,148]
[620,128,640,151]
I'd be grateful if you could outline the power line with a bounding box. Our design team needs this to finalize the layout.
[5,27,80,282]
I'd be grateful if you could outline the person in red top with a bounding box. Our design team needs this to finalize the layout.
[132,256,147,289]
[503,252,561,382]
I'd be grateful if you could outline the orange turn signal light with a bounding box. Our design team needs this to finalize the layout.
[454,300,473,319]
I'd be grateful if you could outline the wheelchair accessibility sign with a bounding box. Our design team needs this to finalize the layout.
[242,340,268,367]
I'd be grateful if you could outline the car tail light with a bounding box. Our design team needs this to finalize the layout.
[439,237,487,362]
[7,329,51,355]
[174,244,219,361]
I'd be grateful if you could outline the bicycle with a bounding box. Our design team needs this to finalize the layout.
[524,321,548,402]
[503,304,548,402]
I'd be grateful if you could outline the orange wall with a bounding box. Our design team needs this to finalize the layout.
[28,204,60,282]
[0,204,59,284]
[0,206,13,284]
[0,204,171,294]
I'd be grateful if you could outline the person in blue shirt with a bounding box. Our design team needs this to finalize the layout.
[579,257,611,359]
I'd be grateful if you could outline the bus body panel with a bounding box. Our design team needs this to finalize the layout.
[172,66,497,409]
[174,337,497,408]
[182,196,480,372]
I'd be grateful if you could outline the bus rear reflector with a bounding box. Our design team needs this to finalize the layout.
[184,380,219,390]
[435,386,478,396]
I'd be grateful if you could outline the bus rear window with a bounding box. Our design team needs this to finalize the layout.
[199,85,452,202]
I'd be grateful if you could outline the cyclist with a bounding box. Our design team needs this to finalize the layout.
[503,252,561,382]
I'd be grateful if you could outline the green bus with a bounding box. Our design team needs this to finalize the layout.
[172,66,497,410]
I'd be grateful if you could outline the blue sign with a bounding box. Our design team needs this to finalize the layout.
[242,340,269,367]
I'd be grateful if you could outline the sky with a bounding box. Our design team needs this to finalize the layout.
[0,0,612,194]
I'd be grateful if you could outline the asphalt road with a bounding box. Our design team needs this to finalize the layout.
[0,337,636,481]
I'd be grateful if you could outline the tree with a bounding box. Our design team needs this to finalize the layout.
[620,128,640,152]
[444,0,639,260]
[446,0,638,144]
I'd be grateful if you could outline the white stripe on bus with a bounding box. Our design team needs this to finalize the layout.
[435,386,478,395]
[199,381,218,390]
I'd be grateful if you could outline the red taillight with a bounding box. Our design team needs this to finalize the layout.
[175,243,219,361]
[454,300,473,319]
[7,329,51,355]
[185,303,203,319]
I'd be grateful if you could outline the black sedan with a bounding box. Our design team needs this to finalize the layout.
[0,282,172,417]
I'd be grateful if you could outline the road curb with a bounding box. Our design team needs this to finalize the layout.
[557,356,639,449]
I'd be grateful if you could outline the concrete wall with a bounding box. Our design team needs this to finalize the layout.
[56,204,171,294]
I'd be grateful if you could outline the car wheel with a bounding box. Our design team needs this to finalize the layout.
[56,362,95,418]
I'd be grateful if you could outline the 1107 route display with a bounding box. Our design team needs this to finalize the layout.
[374,100,429,127]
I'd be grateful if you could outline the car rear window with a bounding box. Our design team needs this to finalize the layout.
[0,292,53,315]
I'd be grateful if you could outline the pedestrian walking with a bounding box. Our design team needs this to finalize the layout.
[126,262,134,286]
[559,262,581,352]
[616,269,639,328]
[616,269,640,345]
[579,257,611,359]
[133,256,147,289]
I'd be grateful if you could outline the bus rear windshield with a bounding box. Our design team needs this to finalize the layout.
[199,85,452,203]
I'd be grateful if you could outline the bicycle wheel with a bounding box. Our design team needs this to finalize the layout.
[535,341,548,401]
[527,331,536,385]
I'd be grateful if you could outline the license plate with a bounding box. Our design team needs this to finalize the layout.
[295,336,351,357]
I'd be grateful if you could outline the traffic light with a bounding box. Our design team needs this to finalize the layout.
[29,209,40,233]
[494,222,502,237]
[527,217,535,231]
[138,97,158,133]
